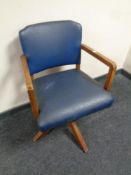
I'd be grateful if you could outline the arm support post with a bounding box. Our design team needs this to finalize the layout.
[21,55,39,118]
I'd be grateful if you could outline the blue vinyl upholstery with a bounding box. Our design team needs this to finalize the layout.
[19,21,82,75]
[33,69,114,131]
[19,21,114,132]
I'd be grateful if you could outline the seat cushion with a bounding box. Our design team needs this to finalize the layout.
[33,69,114,131]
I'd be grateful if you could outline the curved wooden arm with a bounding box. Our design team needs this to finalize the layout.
[21,55,39,118]
[81,44,117,90]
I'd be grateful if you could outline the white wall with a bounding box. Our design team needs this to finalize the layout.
[123,45,131,73]
[0,0,131,112]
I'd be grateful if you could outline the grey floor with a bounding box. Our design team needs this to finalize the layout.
[0,74,131,175]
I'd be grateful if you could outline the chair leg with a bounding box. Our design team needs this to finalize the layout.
[33,131,48,142]
[68,122,88,153]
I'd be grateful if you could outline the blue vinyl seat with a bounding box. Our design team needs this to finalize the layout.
[19,20,116,152]
[34,69,113,131]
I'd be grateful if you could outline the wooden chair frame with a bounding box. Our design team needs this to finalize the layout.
[21,44,117,153]
[81,44,117,90]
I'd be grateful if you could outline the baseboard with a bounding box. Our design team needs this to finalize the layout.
[121,69,131,80]
[0,103,30,119]
[0,68,130,118]
[95,69,123,81]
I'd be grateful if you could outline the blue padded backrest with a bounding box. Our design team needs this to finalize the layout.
[19,20,82,75]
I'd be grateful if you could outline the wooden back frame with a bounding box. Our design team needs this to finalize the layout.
[21,44,117,119]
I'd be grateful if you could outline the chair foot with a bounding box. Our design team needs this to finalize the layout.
[68,122,88,153]
[33,131,48,142]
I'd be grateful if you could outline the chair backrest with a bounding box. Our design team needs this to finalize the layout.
[19,20,82,75]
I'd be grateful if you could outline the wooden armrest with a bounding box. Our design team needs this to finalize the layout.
[21,55,39,118]
[21,55,34,90]
[81,44,117,90]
